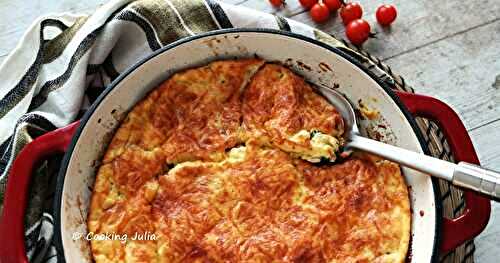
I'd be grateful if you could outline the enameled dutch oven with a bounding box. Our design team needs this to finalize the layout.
[0,29,491,263]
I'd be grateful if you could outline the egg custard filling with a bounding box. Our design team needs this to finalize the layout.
[88,59,410,263]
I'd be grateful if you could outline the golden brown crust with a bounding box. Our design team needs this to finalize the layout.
[242,64,345,162]
[89,60,410,263]
[294,154,411,262]
[153,147,407,262]
[158,59,265,163]
[103,58,265,164]
[89,176,159,262]
[243,64,344,136]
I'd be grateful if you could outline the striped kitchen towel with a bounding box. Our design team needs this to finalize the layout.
[0,0,394,262]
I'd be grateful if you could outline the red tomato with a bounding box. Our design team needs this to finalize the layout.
[299,0,318,9]
[310,3,330,23]
[376,4,397,26]
[345,19,371,45]
[269,0,285,7]
[323,0,342,11]
[340,2,363,25]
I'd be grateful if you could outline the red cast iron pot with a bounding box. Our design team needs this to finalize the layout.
[0,29,490,263]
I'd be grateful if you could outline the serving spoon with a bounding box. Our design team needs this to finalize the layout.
[315,85,500,200]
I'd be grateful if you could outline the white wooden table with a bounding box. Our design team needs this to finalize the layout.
[1,0,498,262]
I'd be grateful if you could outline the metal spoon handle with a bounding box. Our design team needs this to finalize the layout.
[348,134,500,199]
[454,162,500,199]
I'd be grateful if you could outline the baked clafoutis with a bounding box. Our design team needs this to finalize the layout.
[88,59,411,262]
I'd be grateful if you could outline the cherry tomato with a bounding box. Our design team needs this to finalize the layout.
[310,3,330,23]
[323,0,343,12]
[299,0,318,9]
[376,4,397,26]
[345,19,371,45]
[269,0,285,7]
[340,2,363,25]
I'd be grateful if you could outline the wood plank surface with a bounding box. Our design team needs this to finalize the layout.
[470,119,500,263]
[384,20,500,130]
[471,120,500,171]
[0,0,498,262]
[235,0,500,60]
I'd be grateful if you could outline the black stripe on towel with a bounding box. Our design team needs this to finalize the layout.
[115,10,162,51]
[0,113,56,174]
[102,53,120,81]
[0,136,12,172]
[86,64,101,75]
[274,15,291,31]
[205,0,233,28]
[129,0,191,46]
[28,6,126,110]
[42,18,71,31]
[28,29,102,110]
[0,19,49,119]
[42,17,89,64]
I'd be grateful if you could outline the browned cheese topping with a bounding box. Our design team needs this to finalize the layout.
[88,59,410,263]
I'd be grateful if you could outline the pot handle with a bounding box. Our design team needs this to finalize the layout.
[395,91,491,253]
[0,121,80,263]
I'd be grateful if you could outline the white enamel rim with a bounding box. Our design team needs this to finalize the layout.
[54,29,441,262]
